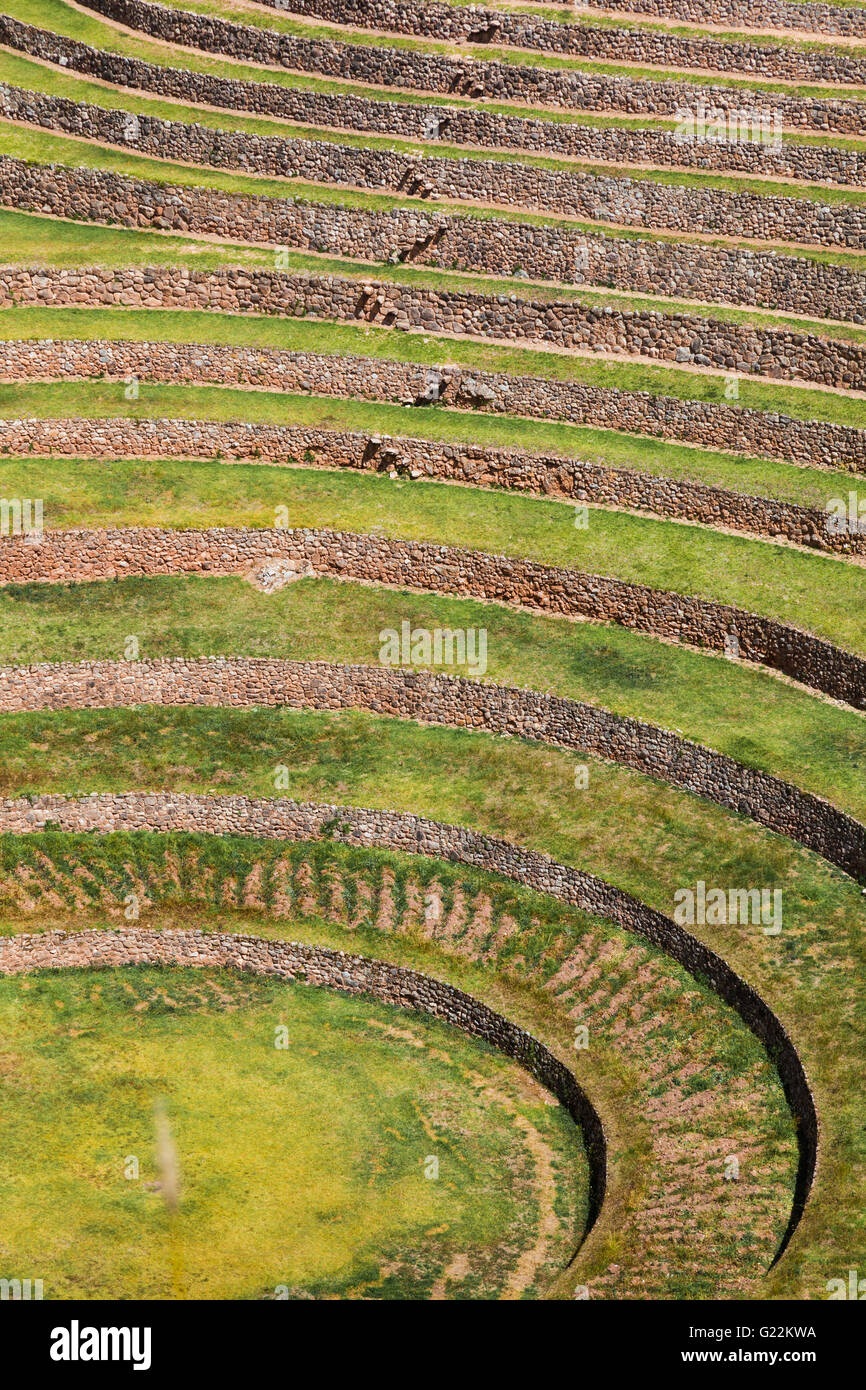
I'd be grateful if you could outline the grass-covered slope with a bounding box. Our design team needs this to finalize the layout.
[0,832,798,1298]
[0,0,863,1304]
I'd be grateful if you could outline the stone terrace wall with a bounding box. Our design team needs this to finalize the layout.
[6,88,865,312]
[4,16,860,187]
[268,0,866,85]
[0,413,860,554]
[5,351,862,556]
[0,528,862,708]
[0,791,819,1253]
[8,341,863,484]
[2,659,863,878]
[0,921,606,1228]
[1,263,861,390]
[583,0,866,41]
[1,375,860,477]
[80,0,866,135]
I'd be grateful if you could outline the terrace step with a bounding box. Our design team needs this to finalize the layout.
[0,838,797,1299]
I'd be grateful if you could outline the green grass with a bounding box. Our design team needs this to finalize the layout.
[6,0,866,144]
[1,306,863,516]
[231,0,866,58]
[276,0,866,56]
[2,703,860,926]
[3,405,865,648]
[421,0,866,50]
[0,828,800,1299]
[5,124,866,340]
[2,566,864,816]
[2,0,864,1308]
[0,960,587,1298]
[3,303,863,435]
[0,701,860,1297]
[147,0,866,102]
[0,202,283,269]
[3,45,865,219]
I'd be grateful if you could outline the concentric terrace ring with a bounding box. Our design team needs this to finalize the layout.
[1,524,863,710]
[1,656,862,879]
[75,0,866,136]
[0,790,818,1265]
[2,12,860,186]
[2,353,863,556]
[3,84,864,313]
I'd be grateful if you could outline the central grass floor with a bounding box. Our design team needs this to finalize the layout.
[0,961,587,1299]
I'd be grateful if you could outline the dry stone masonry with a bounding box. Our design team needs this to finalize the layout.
[258,0,866,86]
[0,830,800,1292]
[2,657,863,878]
[79,0,866,135]
[582,0,866,41]
[8,339,863,484]
[2,525,864,704]
[4,347,863,556]
[5,87,865,318]
[4,376,861,480]
[0,790,819,1257]
[1,0,853,1298]
[0,262,861,390]
[4,14,861,187]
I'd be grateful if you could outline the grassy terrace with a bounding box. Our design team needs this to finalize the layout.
[406,0,865,49]
[10,108,864,231]
[8,0,866,142]
[276,0,866,53]
[0,706,859,1010]
[1,562,864,816]
[3,0,864,1308]
[0,703,859,1298]
[1,382,855,513]
[6,44,866,226]
[0,49,861,208]
[5,47,866,214]
[4,119,866,311]
[1,46,866,180]
[2,440,864,649]
[191,0,866,58]
[0,836,795,1300]
[142,0,866,100]
[1,315,864,516]
[2,304,863,433]
[2,192,866,353]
